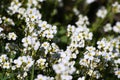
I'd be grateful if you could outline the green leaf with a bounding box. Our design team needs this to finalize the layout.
[60,36,67,43]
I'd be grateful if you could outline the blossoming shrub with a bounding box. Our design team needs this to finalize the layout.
[0,0,120,80]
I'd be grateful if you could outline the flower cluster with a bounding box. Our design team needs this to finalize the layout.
[0,0,120,80]
[67,15,92,48]
[112,1,120,13]
[79,37,120,79]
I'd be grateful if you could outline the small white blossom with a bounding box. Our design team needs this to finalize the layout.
[53,63,66,74]
[0,27,3,33]
[34,41,40,50]
[86,0,95,4]
[113,22,120,33]
[78,76,85,80]
[96,7,107,19]
[104,23,112,32]
[112,2,120,13]
[115,70,120,78]
[0,18,2,24]
[36,58,46,67]
[3,62,10,69]
[34,74,52,80]
[8,32,17,40]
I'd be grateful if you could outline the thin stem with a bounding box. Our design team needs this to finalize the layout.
[31,64,34,80]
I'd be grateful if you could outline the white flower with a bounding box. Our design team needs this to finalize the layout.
[61,74,73,80]
[68,66,76,74]
[104,23,112,32]
[12,66,16,70]
[84,32,93,40]
[39,21,48,31]
[0,27,3,33]
[71,53,77,58]
[37,58,46,66]
[84,51,95,60]
[86,0,95,4]
[3,62,10,69]
[115,70,120,78]
[93,70,101,79]
[0,54,8,62]
[88,69,93,76]
[115,59,120,64]
[8,32,17,40]
[102,52,111,61]
[25,8,41,21]
[86,46,96,52]
[78,76,85,80]
[30,14,36,21]
[38,21,57,39]
[34,41,40,50]
[14,56,34,69]
[41,42,50,50]
[53,63,66,74]
[112,2,120,13]
[26,56,34,68]
[78,39,85,48]
[23,72,28,77]
[96,7,107,19]
[79,58,90,67]
[67,25,75,33]
[97,39,106,49]
[22,36,32,47]
[0,18,2,24]
[38,0,45,2]
[52,25,57,34]
[14,59,22,68]
[20,56,28,63]
[73,7,80,15]
[8,0,22,14]
[45,30,54,39]
[34,74,47,80]
[76,15,89,26]
[113,22,120,33]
